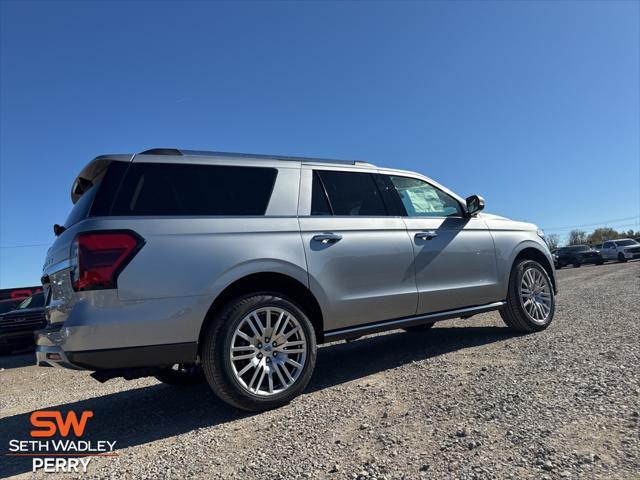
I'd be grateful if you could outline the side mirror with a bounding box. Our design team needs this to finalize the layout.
[466,195,485,216]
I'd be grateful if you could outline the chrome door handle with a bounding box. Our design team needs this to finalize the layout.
[415,231,437,240]
[312,233,343,244]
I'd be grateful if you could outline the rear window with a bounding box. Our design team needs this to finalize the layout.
[64,182,100,228]
[110,163,277,216]
[65,161,129,227]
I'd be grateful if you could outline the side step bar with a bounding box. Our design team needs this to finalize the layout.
[323,301,507,342]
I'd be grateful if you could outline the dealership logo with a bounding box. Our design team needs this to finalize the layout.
[30,411,94,437]
[6,410,117,474]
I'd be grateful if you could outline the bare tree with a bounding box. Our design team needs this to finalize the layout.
[545,233,561,250]
[568,229,588,245]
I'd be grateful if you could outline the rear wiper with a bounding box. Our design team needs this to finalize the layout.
[53,224,66,236]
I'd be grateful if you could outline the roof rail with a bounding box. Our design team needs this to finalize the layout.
[139,148,183,156]
[138,148,373,166]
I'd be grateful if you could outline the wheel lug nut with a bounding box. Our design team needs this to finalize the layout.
[265,337,270,342]
[257,353,263,359]
[257,343,262,348]
[273,352,278,357]
[272,342,277,347]
[266,358,271,363]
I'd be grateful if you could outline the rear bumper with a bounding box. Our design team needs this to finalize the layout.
[36,337,197,370]
[34,292,209,370]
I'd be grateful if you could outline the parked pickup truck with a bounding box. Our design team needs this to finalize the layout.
[600,239,640,263]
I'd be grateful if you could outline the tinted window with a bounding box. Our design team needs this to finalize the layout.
[16,293,45,309]
[564,246,590,252]
[0,300,21,315]
[90,161,129,216]
[615,240,637,246]
[388,176,462,217]
[317,171,387,216]
[64,182,100,228]
[111,163,277,216]
[311,172,332,215]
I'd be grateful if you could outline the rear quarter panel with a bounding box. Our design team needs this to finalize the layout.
[114,216,308,301]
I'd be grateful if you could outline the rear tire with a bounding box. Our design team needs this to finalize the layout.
[403,322,435,333]
[201,294,317,411]
[500,259,555,333]
[155,364,204,386]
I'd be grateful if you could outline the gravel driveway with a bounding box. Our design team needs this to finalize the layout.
[1,262,638,480]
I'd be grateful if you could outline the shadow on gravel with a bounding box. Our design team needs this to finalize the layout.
[311,325,519,391]
[0,352,34,370]
[0,325,516,478]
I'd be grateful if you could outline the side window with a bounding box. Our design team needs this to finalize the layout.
[388,176,462,217]
[311,171,332,215]
[111,163,277,216]
[603,242,611,249]
[316,170,387,216]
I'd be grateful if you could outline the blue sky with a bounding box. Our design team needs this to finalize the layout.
[1,0,638,288]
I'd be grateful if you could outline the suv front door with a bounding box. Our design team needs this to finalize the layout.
[298,168,418,332]
[600,242,616,260]
[385,175,500,314]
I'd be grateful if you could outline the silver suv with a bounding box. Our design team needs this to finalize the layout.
[37,148,557,411]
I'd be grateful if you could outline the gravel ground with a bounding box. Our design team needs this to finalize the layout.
[1,262,639,480]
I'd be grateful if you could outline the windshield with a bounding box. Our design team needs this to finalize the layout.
[0,300,20,315]
[615,239,638,247]
[16,292,45,309]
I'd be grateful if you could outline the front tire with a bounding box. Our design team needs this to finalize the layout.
[500,259,555,333]
[618,253,627,263]
[201,295,317,411]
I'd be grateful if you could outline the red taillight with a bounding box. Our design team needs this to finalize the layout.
[70,231,144,291]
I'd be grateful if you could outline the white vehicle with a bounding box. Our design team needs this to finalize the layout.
[600,239,640,263]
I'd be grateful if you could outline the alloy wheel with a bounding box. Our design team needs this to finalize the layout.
[229,307,307,396]
[519,267,553,324]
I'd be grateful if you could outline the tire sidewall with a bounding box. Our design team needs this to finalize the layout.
[205,294,317,410]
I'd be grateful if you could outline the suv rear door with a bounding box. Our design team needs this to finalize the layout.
[298,167,418,332]
[384,174,500,314]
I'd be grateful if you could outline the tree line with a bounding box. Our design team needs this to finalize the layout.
[545,228,640,250]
